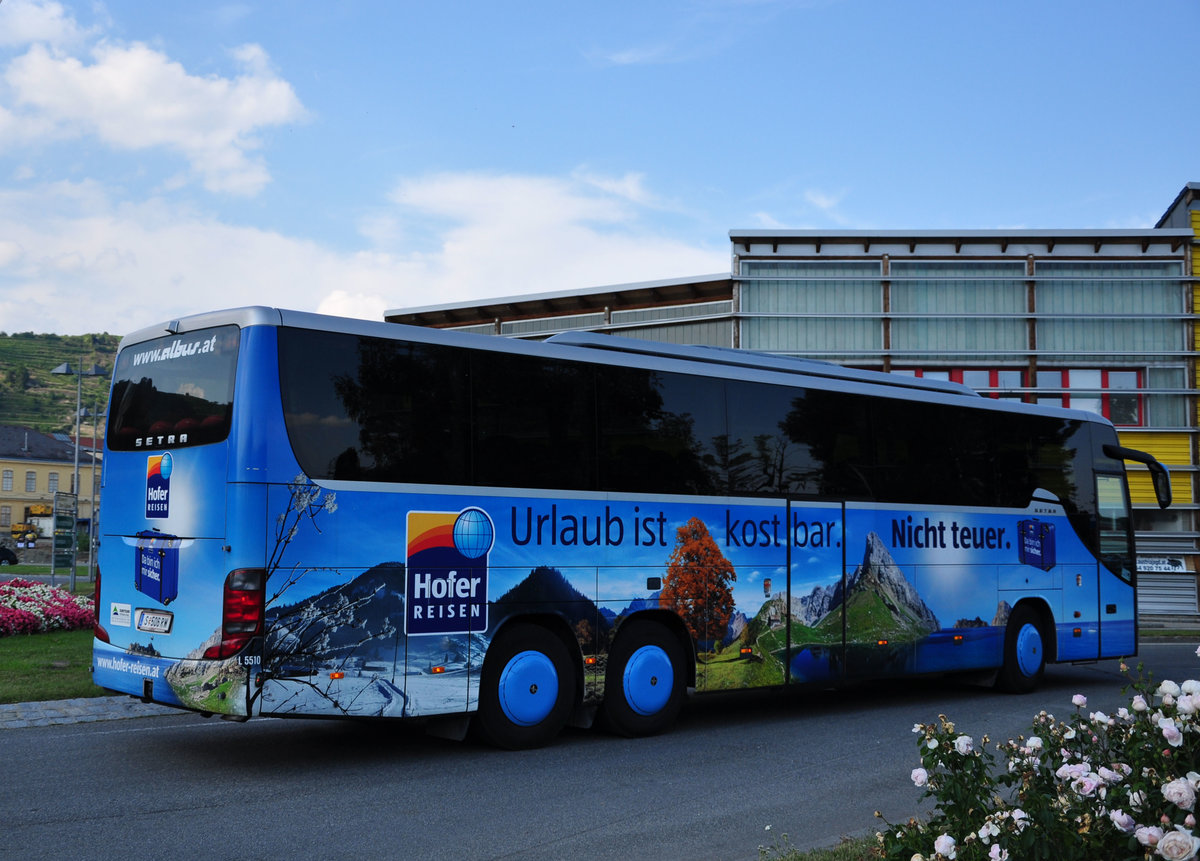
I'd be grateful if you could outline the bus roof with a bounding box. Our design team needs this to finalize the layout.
[123,306,1119,425]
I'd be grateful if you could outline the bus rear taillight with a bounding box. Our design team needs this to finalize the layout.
[203,568,265,660]
[93,565,110,643]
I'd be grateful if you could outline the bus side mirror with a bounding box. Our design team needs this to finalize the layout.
[1103,444,1172,510]
[1148,460,1172,510]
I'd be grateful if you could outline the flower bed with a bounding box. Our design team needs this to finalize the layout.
[878,655,1200,860]
[0,578,95,637]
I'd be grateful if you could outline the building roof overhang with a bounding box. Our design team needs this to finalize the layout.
[384,273,732,328]
[729,228,1194,255]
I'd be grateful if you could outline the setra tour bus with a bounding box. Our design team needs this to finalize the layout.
[92,307,1172,748]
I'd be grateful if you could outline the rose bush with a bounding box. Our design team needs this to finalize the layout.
[0,578,94,637]
[878,656,1200,861]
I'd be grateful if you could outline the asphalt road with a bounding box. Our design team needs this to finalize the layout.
[7,643,1199,861]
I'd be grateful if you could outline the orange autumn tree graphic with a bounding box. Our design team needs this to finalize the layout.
[661,517,736,646]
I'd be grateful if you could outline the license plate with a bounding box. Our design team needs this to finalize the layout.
[135,608,174,634]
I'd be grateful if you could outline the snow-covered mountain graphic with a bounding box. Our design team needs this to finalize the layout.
[762,531,940,643]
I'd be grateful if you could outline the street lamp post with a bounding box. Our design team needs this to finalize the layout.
[51,358,104,591]
[88,402,106,583]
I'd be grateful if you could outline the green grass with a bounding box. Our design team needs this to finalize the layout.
[0,627,103,704]
[761,835,875,860]
[0,572,102,703]
[1,563,93,580]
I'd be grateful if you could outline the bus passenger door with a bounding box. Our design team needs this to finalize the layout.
[1096,473,1137,657]
[785,502,845,686]
[1058,562,1100,661]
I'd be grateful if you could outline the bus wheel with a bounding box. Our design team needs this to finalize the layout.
[476,623,574,749]
[997,605,1045,693]
[602,619,685,737]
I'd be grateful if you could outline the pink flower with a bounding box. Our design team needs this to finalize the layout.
[1137,825,1165,846]
[1163,718,1186,748]
[1110,809,1136,833]
[911,767,929,787]
[0,578,94,637]
[1072,694,1088,708]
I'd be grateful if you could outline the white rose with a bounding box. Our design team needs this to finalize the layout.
[1160,680,1183,698]
[1072,693,1088,707]
[1182,680,1200,695]
[1099,766,1126,783]
[1165,778,1198,811]
[1134,695,1149,712]
[912,767,929,787]
[954,735,974,755]
[1157,827,1200,861]
[933,834,956,859]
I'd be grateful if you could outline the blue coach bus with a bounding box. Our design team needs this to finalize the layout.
[92,307,1170,748]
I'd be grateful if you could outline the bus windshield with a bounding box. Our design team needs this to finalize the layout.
[107,325,239,451]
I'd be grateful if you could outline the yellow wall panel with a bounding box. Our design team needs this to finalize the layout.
[1129,471,1192,506]
[1117,431,1191,464]
[1118,432,1193,505]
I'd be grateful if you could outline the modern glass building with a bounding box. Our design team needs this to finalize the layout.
[386,183,1200,618]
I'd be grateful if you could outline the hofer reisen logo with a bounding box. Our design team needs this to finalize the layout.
[145,453,172,519]
[405,508,493,636]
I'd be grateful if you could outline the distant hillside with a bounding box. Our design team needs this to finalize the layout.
[0,331,121,435]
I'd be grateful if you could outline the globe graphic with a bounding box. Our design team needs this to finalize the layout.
[453,508,494,559]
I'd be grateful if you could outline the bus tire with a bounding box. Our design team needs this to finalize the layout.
[602,619,685,737]
[476,623,574,749]
[997,604,1045,693]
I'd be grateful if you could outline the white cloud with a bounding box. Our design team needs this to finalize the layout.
[0,0,92,49]
[804,189,843,212]
[1,15,307,195]
[753,211,786,228]
[383,171,727,305]
[0,170,727,334]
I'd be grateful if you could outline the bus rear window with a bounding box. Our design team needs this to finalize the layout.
[107,326,239,451]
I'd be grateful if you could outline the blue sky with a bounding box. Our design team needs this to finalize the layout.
[1,0,1197,335]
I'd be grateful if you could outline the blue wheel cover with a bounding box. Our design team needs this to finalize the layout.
[1015,622,1042,677]
[623,645,673,716]
[498,650,559,727]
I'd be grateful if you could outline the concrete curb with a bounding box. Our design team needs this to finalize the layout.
[0,695,177,730]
